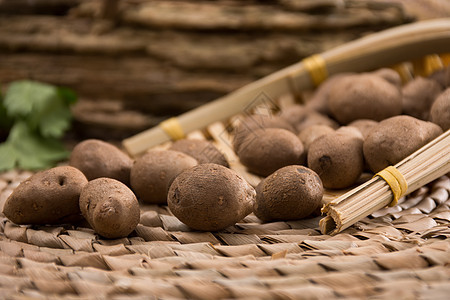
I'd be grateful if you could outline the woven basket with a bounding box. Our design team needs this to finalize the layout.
[1,19,450,299]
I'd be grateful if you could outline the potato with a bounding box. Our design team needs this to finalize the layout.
[308,132,364,189]
[69,139,133,185]
[363,115,443,173]
[348,119,379,139]
[298,124,335,153]
[168,163,255,231]
[305,73,354,115]
[237,128,305,177]
[402,77,442,120]
[169,139,229,167]
[79,178,140,238]
[371,68,402,88]
[295,111,339,132]
[254,165,323,222]
[233,115,294,153]
[3,166,88,225]
[130,150,197,204]
[430,88,450,131]
[278,104,311,128]
[428,66,450,89]
[336,126,364,141]
[328,74,402,124]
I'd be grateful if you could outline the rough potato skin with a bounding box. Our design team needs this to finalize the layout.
[278,104,311,128]
[295,112,339,133]
[348,119,379,139]
[430,88,450,131]
[254,165,323,222]
[69,139,133,185]
[308,133,364,189]
[3,166,88,225]
[298,124,334,153]
[168,163,255,231]
[328,74,402,124]
[306,73,354,115]
[169,139,229,167]
[233,115,294,153]
[363,115,443,173]
[371,68,402,88]
[237,128,305,177]
[130,150,197,204]
[402,77,442,120]
[79,178,140,238]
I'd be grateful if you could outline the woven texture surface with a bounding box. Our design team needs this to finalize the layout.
[0,169,449,299]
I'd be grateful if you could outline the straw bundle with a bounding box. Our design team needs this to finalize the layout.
[320,129,450,235]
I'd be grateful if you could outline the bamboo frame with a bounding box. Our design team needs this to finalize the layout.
[122,19,450,157]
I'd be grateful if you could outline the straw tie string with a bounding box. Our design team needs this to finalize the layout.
[374,166,408,207]
[302,54,328,87]
[159,117,185,140]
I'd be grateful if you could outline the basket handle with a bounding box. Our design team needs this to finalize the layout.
[123,18,450,156]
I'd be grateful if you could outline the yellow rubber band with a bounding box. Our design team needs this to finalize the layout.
[374,166,408,207]
[159,117,185,141]
[302,54,328,87]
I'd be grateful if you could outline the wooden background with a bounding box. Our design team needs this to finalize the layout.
[0,0,447,140]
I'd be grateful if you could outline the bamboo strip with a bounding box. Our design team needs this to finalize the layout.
[123,19,450,156]
[320,130,450,235]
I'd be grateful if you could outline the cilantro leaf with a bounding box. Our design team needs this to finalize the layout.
[0,143,17,171]
[4,80,57,118]
[4,80,76,139]
[0,121,70,171]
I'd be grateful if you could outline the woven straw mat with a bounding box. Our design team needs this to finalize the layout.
[0,169,449,299]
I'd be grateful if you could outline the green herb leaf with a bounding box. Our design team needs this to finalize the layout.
[4,80,56,118]
[0,121,70,171]
[4,80,76,139]
[0,142,17,171]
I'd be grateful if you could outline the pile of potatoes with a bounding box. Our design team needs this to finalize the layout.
[3,66,449,236]
[235,67,449,190]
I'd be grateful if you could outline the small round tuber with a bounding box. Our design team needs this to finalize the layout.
[130,150,197,204]
[168,163,255,231]
[237,128,305,177]
[69,139,133,185]
[254,165,323,222]
[430,88,450,131]
[79,178,140,238]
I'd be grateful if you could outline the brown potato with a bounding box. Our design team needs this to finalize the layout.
[298,124,335,153]
[130,150,197,204]
[363,115,443,173]
[428,66,450,89]
[237,128,305,177]
[336,126,364,141]
[402,77,442,120]
[305,73,354,115]
[295,111,339,132]
[348,119,379,140]
[79,178,140,238]
[328,74,402,124]
[430,88,450,131]
[168,163,255,231]
[278,104,311,128]
[69,139,133,185]
[233,115,294,153]
[371,68,402,88]
[254,165,323,222]
[3,166,88,225]
[308,132,364,189]
[169,139,229,167]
